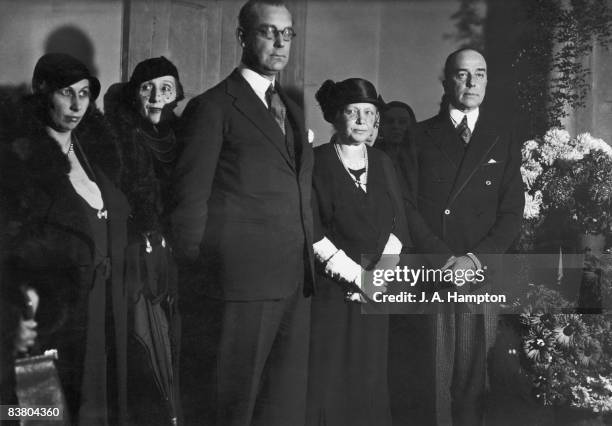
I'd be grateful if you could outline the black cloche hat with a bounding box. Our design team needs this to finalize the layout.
[315,78,385,123]
[32,53,100,100]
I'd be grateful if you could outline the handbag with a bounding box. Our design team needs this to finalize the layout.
[13,288,69,426]
[14,349,69,425]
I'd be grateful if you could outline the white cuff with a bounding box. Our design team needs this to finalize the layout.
[383,233,402,255]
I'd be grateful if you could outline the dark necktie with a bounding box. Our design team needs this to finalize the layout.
[457,115,471,145]
[266,84,286,135]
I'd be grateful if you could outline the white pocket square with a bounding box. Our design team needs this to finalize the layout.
[487,158,498,164]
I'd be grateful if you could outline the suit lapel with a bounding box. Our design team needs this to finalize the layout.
[448,116,500,204]
[278,87,307,171]
[425,114,464,170]
[226,70,295,169]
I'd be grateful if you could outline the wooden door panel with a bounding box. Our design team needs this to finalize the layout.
[123,0,173,75]
[123,0,305,109]
[123,0,217,108]
[167,1,209,98]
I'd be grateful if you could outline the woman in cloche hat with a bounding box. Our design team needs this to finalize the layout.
[104,56,185,426]
[0,53,130,425]
[306,78,411,426]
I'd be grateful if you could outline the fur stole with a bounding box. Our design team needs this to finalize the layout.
[0,95,121,188]
[0,95,119,338]
[0,96,121,248]
[105,85,178,237]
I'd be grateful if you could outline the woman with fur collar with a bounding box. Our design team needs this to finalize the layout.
[0,53,130,425]
[104,56,184,240]
[104,57,184,426]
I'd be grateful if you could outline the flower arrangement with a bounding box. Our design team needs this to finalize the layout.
[518,284,612,413]
[521,129,612,234]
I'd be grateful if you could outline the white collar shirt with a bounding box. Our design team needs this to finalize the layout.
[239,65,275,108]
[449,105,479,133]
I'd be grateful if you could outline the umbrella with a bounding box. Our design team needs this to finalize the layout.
[129,237,180,425]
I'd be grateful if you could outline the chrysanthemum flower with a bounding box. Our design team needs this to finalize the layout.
[522,139,539,158]
[576,132,612,158]
[576,338,602,368]
[554,314,586,349]
[524,325,554,364]
[524,191,543,219]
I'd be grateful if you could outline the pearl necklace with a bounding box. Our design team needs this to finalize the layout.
[334,143,368,192]
[64,135,108,220]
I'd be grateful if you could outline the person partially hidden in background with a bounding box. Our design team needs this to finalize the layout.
[170,1,315,424]
[396,48,524,425]
[375,100,416,160]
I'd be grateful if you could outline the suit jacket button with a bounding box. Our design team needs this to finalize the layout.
[444,209,451,215]
[485,180,492,186]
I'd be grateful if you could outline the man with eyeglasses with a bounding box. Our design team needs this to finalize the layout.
[395,48,524,425]
[171,1,314,425]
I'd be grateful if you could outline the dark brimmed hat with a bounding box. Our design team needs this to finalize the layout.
[128,56,183,102]
[315,78,385,123]
[32,53,100,100]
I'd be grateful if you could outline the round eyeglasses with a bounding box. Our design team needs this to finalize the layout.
[254,25,297,42]
[343,107,378,123]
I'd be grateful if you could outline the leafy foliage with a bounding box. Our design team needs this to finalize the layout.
[513,0,612,131]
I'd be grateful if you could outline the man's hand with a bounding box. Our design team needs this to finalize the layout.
[443,255,479,287]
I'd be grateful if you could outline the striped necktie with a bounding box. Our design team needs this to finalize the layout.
[457,115,471,145]
[266,84,286,135]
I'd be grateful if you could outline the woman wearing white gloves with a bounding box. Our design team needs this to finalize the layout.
[306,78,410,426]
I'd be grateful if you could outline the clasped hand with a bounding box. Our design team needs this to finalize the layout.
[442,255,478,288]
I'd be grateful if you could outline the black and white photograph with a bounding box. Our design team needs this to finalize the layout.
[1,0,611,425]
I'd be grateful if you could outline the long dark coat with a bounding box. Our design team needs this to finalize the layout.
[0,96,130,425]
[105,84,182,425]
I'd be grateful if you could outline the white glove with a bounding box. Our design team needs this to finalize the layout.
[325,250,362,287]
[314,237,363,303]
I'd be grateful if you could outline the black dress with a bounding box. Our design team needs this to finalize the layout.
[77,198,111,425]
[306,143,409,426]
[105,94,181,425]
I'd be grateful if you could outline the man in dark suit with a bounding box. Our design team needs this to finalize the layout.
[396,48,524,425]
[171,1,314,425]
